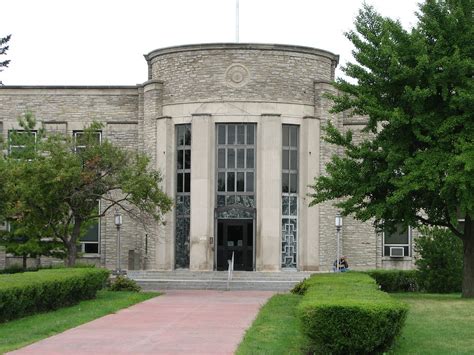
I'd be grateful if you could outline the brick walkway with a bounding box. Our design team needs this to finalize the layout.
[9,290,274,355]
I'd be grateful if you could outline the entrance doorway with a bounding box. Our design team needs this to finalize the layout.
[216,219,254,271]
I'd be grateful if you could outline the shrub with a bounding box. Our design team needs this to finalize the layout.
[0,267,109,323]
[109,275,141,292]
[367,270,420,292]
[415,227,463,293]
[290,278,308,295]
[297,273,407,354]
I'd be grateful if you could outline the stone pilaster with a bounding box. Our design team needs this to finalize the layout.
[256,114,281,271]
[189,114,214,270]
[299,115,321,270]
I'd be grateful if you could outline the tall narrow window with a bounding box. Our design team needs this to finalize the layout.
[175,124,191,268]
[282,125,298,269]
[73,130,102,255]
[216,124,256,219]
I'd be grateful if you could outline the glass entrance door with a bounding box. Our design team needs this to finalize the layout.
[216,219,253,271]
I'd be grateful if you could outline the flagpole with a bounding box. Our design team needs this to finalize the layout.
[236,0,239,43]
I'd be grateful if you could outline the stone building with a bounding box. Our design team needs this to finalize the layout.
[0,43,415,272]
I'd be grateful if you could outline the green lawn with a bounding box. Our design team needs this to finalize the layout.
[390,293,474,354]
[236,294,310,355]
[0,290,158,354]
[237,293,474,355]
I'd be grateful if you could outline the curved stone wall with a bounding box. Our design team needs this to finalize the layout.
[145,43,339,105]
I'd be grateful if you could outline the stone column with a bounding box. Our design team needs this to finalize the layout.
[141,79,164,269]
[189,114,214,271]
[155,116,174,270]
[256,114,281,271]
[299,115,321,270]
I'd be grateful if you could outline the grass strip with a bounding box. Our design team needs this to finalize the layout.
[236,293,310,355]
[390,293,474,354]
[0,290,159,354]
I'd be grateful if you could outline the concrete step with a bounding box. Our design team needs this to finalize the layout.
[128,270,315,291]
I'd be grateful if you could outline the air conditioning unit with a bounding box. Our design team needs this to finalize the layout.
[389,247,405,258]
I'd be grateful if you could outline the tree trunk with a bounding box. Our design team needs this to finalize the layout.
[22,255,27,269]
[65,220,82,267]
[462,216,474,298]
[66,243,77,267]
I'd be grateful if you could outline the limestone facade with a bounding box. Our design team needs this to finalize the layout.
[0,43,415,271]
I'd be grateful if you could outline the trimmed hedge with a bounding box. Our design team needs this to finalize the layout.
[367,270,420,292]
[0,268,109,323]
[297,273,407,354]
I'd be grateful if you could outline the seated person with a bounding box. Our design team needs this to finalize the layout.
[333,256,349,272]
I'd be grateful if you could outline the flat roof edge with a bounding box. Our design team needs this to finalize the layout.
[0,85,139,90]
[144,43,339,65]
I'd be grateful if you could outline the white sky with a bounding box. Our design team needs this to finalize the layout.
[1,0,419,85]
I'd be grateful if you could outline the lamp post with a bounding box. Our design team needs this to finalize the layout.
[335,213,343,272]
[114,209,123,275]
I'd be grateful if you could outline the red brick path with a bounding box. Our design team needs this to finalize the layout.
[9,290,274,355]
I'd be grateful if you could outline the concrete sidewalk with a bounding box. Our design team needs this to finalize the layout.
[9,290,274,355]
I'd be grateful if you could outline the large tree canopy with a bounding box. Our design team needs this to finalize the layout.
[310,0,474,297]
[0,113,173,266]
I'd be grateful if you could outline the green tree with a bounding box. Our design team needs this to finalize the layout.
[1,113,173,266]
[415,227,463,293]
[309,0,474,297]
[0,34,11,85]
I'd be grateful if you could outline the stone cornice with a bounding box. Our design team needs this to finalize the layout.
[145,43,339,65]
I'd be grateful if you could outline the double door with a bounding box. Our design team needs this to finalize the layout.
[216,219,254,271]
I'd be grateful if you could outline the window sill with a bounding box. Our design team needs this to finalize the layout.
[80,254,101,258]
[382,256,412,262]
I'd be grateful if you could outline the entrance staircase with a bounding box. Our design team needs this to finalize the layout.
[127,270,314,291]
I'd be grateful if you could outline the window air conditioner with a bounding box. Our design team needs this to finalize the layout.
[389,247,405,258]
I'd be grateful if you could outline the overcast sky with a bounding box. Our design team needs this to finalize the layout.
[1,0,420,85]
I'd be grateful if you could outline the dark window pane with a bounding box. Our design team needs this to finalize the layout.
[237,149,245,168]
[247,125,254,145]
[246,172,254,192]
[384,225,409,244]
[246,149,254,169]
[290,173,298,193]
[227,149,235,169]
[237,125,245,144]
[290,126,298,147]
[227,172,235,192]
[81,223,99,242]
[218,125,226,144]
[237,172,245,191]
[177,126,185,146]
[218,172,225,191]
[290,150,297,170]
[228,124,235,145]
[282,125,289,147]
[184,173,191,192]
[218,149,226,169]
[84,243,99,254]
[185,125,191,146]
[282,173,289,193]
[177,150,184,170]
[177,173,183,193]
[185,150,191,169]
[282,150,289,170]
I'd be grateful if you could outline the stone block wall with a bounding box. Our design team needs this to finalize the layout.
[147,44,338,105]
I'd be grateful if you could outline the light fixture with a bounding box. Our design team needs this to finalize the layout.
[114,209,122,227]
